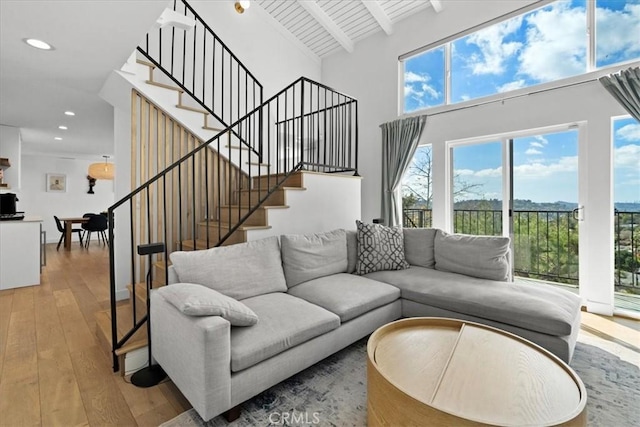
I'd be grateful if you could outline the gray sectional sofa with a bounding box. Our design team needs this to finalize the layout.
[150,224,582,422]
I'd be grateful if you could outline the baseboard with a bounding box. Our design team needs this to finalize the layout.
[586,300,614,316]
[125,347,149,375]
[115,288,129,301]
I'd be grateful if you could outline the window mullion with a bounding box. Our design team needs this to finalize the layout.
[445,42,451,105]
[587,0,596,71]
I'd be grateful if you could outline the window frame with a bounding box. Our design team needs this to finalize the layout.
[400,0,640,115]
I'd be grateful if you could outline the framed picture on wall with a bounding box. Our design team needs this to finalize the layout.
[46,173,67,193]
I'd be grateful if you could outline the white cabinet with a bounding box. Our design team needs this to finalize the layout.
[0,217,42,290]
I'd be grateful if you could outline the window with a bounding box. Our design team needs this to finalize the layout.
[402,145,433,227]
[402,0,640,112]
[404,48,445,113]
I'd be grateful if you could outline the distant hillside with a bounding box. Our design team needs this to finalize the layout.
[432,199,640,212]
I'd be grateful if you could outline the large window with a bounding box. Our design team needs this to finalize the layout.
[403,0,640,113]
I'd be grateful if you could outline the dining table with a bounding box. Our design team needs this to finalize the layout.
[59,217,89,251]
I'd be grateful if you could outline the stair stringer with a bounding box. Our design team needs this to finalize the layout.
[112,57,266,177]
[245,171,362,241]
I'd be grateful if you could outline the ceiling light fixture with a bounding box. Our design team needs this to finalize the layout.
[64,111,75,116]
[54,137,62,141]
[88,155,115,180]
[58,125,67,130]
[234,1,250,14]
[24,38,54,50]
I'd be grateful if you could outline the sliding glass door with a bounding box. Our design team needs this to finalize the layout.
[449,126,581,290]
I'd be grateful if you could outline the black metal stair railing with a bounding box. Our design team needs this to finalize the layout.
[139,0,263,155]
[107,77,358,371]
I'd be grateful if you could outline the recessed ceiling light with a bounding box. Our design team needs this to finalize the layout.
[54,137,62,141]
[23,38,54,50]
[64,111,75,116]
[58,125,68,130]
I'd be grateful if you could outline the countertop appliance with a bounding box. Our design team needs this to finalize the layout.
[0,193,18,215]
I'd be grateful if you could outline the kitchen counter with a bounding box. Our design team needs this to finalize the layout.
[0,216,43,290]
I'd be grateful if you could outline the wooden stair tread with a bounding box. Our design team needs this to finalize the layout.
[136,59,156,68]
[198,220,271,231]
[145,80,184,92]
[239,186,306,193]
[247,162,270,167]
[226,144,250,150]
[95,306,148,357]
[176,104,208,114]
[221,204,289,210]
[203,126,224,132]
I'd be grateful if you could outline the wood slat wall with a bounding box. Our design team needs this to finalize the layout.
[130,90,247,282]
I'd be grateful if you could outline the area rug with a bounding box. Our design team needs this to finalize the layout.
[161,331,639,427]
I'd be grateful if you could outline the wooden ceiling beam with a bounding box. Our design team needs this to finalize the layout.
[362,1,394,35]
[298,0,355,53]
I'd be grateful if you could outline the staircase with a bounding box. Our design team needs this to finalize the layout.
[98,0,359,373]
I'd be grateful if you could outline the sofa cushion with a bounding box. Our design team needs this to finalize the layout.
[403,228,437,269]
[346,230,358,274]
[230,293,340,372]
[364,267,580,337]
[434,230,510,281]
[356,221,409,275]
[169,236,287,300]
[281,229,348,288]
[287,273,400,322]
[157,283,258,326]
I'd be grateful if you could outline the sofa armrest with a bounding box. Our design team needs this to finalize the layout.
[151,290,231,421]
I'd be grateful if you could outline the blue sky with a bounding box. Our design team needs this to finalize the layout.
[404,0,640,112]
[449,122,640,204]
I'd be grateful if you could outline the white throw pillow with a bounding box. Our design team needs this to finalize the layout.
[169,236,287,300]
[157,283,258,326]
[281,229,348,288]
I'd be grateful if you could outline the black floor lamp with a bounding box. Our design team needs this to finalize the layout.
[131,242,167,388]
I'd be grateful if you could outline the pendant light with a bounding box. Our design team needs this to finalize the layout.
[88,156,115,180]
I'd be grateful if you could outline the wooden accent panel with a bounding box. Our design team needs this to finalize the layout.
[130,91,248,279]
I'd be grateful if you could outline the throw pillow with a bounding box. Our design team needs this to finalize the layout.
[403,228,437,268]
[157,283,258,326]
[355,220,410,275]
[434,230,511,281]
[169,236,287,300]
[345,229,358,274]
[281,229,348,288]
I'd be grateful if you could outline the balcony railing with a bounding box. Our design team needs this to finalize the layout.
[403,208,639,294]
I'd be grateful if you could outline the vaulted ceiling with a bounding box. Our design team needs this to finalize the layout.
[257,0,442,58]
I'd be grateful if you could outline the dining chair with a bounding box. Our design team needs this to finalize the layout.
[54,215,84,251]
[83,214,109,248]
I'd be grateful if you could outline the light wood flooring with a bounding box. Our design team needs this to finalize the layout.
[0,243,638,427]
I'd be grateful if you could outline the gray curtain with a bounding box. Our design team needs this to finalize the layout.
[599,67,640,121]
[381,116,427,226]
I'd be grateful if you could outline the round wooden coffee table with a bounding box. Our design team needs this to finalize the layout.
[367,318,587,426]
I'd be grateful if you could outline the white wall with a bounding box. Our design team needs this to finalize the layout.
[190,0,321,98]
[17,154,115,243]
[321,1,537,222]
[321,0,634,314]
[0,125,21,190]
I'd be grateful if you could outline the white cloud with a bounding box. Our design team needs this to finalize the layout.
[616,124,640,141]
[455,168,475,176]
[518,1,587,82]
[460,94,471,102]
[526,148,543,155]
[405,71,429,83]
[466,16,523,75]
[533,135,549,146]
[421,83,439,99]
[497,79,526,92]
[614,144,640,169]
[514,156,578,178]
[475,166,502,178]
[596,4,640,63]
[529,141,545,148]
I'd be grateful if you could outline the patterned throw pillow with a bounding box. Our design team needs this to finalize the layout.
[355,220,410,275]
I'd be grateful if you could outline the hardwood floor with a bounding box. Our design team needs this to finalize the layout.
[0,244,638,426]
[0,243,190,427]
